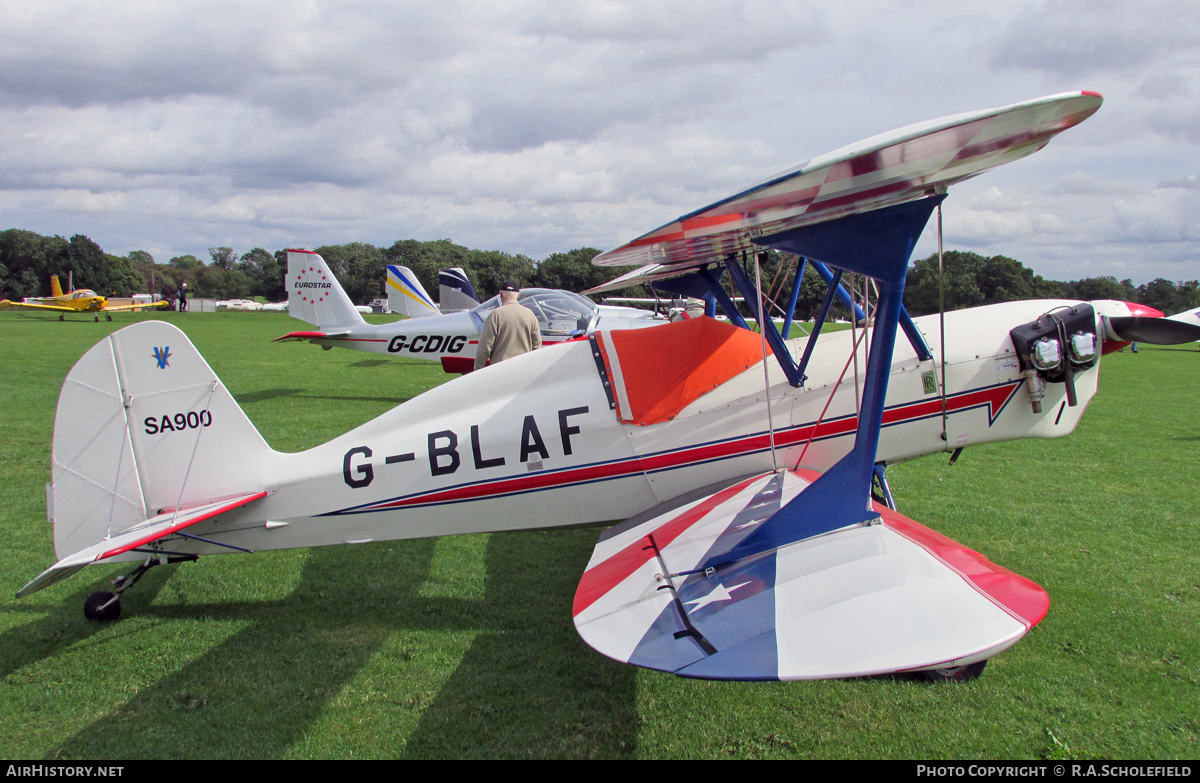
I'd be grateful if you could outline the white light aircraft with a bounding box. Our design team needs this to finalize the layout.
[19,91,1199,682]
[214,299,264,311]
[276,256,664,373]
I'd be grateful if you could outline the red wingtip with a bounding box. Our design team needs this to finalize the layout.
[273,331,327,342]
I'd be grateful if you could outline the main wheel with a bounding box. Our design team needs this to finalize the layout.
[915,660,986,682]
[94,315,100,322]
[106,314,112,321]
[84,591,121,621]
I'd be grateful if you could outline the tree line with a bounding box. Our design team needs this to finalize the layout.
[3,228,1198,318]
[0,230,646,306]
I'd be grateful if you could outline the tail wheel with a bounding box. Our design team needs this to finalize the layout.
[83,591,121,622]
[915,660,987,682]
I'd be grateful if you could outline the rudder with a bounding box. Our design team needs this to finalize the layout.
[50,321,275,560]
[386,265,440,319]
[438,267,480,313]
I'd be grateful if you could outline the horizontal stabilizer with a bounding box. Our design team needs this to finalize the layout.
[272,330,351,342]
[574,470,1047,680]
[17,491,266,598]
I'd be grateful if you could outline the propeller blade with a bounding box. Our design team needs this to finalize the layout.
[1105,316,1200,345]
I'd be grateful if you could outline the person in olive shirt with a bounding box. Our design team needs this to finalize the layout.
[473,281,542,371]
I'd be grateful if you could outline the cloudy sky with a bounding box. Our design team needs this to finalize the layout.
[1,0,1197,283]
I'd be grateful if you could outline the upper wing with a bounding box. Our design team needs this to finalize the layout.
[588,92,1101,293]
[574,470,1046,680]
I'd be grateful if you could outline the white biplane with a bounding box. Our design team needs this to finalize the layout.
[19,91,1197,682]
[275,256,664,373]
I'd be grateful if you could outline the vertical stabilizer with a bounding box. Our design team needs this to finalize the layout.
[286,250,365,329]
[438,268,480,313]
[51,275,64,297]
[386,265,440,319]
[50,321,274,560]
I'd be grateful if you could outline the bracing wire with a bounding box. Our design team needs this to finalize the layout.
[755,253,780,473]
[792,326,871,470]
[850,272,861,418]
[170,381,219,527]
[937,202,948,446]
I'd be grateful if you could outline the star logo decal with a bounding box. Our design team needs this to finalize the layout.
[294,264,332,304]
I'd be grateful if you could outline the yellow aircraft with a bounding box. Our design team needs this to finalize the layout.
[0,275,169,321]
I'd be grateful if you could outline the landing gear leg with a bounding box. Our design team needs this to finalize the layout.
[83,553,198,621]
[915,660,987,682]
[871,462,896,510]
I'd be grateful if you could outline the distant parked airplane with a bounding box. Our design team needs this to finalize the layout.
[1,274,169,321]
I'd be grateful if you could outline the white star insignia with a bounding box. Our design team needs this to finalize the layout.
[684,581,751,613]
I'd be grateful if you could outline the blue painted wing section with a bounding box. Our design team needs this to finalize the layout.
[672,553,781,680]
[698,471,785,564]
[626,473,785,678]
[627,603,713,673]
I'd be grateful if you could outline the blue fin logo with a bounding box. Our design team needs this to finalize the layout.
[153,346,171,369]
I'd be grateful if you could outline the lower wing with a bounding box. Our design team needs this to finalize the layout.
[0,300,77,313]
[102,301,171,312]
[574,470,1046,680]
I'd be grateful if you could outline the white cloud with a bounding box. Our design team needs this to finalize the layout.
[988,0,1200,78]
[1111,188,1200,244]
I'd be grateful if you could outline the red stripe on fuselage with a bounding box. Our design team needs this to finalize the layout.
[316,337,390,343]
[344,382,1021,516]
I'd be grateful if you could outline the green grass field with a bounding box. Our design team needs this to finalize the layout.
[0,309,1196,759]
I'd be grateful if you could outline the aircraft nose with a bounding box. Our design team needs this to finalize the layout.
[1089,300,1163,320]
[1119,301,1163,318]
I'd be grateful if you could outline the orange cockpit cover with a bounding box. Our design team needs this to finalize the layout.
[600,317,765,426]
